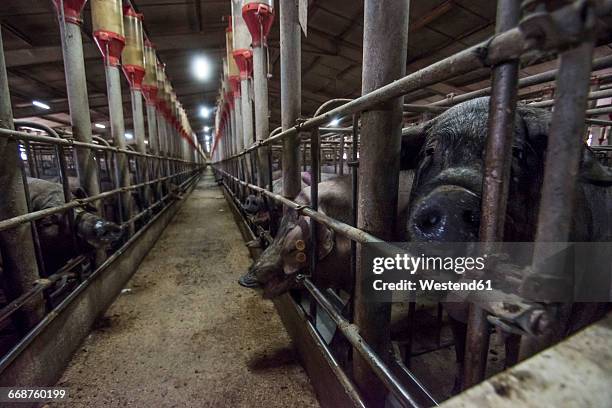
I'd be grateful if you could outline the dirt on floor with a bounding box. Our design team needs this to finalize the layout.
[47,169,319,408]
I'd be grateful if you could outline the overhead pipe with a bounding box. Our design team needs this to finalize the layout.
[0,26,45,333]
[243,0,274,187]
[279,0,302,200]
[91,0,133,233]
[53,0,101,205]
[353,0,410,405]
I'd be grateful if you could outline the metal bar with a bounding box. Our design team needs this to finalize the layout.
[464,0,521,389]
[354,1,410,404]
[280,0,302,199]
[309,128,320,322]
[303,278,420,408]
[57,12,101,205]
[0,127,191,162]
[0,26,45,332]
[253,44,271,187]
[520,39,597,359]
[530,87,612,108]
[105,64,133,232]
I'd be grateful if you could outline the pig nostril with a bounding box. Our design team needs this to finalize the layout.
[418,211,441,230]
[462,210,479,226]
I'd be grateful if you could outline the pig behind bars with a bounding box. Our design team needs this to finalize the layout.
[26,177,123,274]
[402,97,612,391]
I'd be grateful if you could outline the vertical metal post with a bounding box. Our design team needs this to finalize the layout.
[242,80,253,149]
[280,0,301,199]
[354,1,410,404]
[520,40,596,359]
[339,134,345,176]
[253,44,271,187]
[0,27,45,332]
[235,94,244,154]
[463,0,521,389]
[131,88,150,206]
[105,64,133,232]
[57,8,101,203]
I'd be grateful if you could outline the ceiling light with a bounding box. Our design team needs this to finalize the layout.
[203,126,210,132]
[144,140,149,145]
[200,106,210,118]
[193,56,211,81]
[94,123,106,129]
[125,133,133,140]
[32,100,50,110]
[329,118,340,127]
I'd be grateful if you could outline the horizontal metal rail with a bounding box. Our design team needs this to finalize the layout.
[302,278,422,408]
[214,0,612,164]
[0,127,194,164]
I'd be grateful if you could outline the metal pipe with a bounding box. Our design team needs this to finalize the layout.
[105,64,133,232]
[280,0,301,199]
[57,6,101,205]
[235,94,244,154]
[131,88,150,206]
[464,0,521,389]
[354,1,410,404]
[520,38,597,358]
[253,44,271,187]
[0,26,45,332]
[530,87,612,108]
[302,278,420,408]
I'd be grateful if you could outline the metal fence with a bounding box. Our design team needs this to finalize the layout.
[213,1,612,406]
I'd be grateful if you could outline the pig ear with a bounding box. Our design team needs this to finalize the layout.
[518,105,551,152]
[580,148,612,185]
[400,124,428,170]
[317,226,335,260]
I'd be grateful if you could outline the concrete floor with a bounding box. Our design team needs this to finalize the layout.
[48,169,319,407]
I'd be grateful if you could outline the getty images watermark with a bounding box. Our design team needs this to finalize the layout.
[362,242,612,303]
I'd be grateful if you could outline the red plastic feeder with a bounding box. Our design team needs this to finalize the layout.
[229,76,241,98]
[233,49,253,80]
[123,65,145,90]
[142,85,158,105]
[242,3,274,47]
[53,0,87,25]
[93,30,125,67]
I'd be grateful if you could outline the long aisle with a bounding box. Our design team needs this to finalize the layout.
[50,169,319,407]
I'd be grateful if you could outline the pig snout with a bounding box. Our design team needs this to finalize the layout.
[92,220,123,244]
[409,185,480,242]
[243,195,262,215]
[76,212,123,246]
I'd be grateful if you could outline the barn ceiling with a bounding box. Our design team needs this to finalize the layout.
[2,0,612,148]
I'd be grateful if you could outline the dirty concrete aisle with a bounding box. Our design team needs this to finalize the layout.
[50,169,319,407]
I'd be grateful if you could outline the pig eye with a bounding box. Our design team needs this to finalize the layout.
[512,147,524,161]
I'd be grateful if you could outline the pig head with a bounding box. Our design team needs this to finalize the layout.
[246,176,353,298]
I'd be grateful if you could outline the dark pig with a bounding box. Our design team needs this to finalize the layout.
[27,178,123,273]
[401,97,612,392]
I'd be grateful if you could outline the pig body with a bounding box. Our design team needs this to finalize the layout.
[27,178,122,274]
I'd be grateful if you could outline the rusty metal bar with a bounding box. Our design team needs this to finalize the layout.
[520,37,597,359]
[354,0,410,404]
[464,0,521,389]
[280,0,301,199]
[0,26,45,333]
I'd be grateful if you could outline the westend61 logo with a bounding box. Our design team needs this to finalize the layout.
[372,253,487,275]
